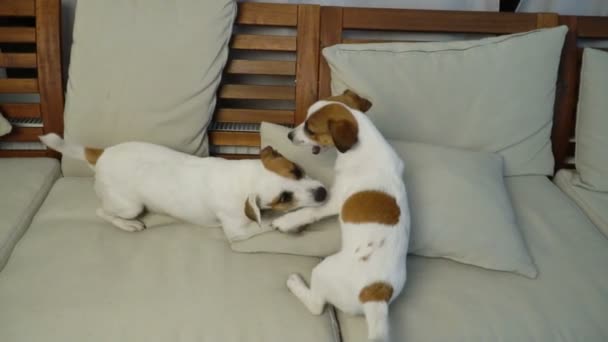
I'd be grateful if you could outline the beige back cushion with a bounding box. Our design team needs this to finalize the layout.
[575,48,608,191]
[0,112,11,136]
[62,0,236,176]
[322,26,567,176]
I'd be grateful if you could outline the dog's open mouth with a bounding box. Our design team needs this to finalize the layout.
[312,146,321,155]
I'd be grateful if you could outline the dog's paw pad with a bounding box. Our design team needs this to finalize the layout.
[286,273,305,292]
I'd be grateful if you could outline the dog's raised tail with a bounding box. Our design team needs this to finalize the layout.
[363,301,390,342]
[39,133,104,165]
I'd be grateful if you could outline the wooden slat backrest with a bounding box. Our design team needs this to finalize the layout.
[209,3,320,158]
[553,15,608,171]
[0,0,63,158]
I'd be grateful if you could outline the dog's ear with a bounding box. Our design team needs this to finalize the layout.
[325,89,372,112]
[260,145,281,161]
[328,119,358,153]
[244,194,262,226]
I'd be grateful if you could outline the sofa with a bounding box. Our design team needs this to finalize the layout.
[0,2,607,342]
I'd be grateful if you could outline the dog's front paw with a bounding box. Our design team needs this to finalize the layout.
[271,213,308,234]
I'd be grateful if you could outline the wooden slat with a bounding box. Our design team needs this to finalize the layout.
[237,3,297,27]
[0,103,41,118]
[36,0,65,138]
[342,38,416,44]
[215,108,294,124]
[536,13,559,28]
[341,8,538,34]
[0,0,35,16]
[226,60,296,76]
[0,126,43,142]
[214,153,259,160]
[552,16,580,172]
[578,16,608,38]
[0,27,36,43]
[0,79,38,93]
[219,84,295,100]
[0,150,48,158]
[0,52,37,68]
[231,34,297,51]
[319,7,343,99]
[295,5,321,124]
[209,131,260,147]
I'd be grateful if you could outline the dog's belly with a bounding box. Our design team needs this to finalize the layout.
[146,201,220,228]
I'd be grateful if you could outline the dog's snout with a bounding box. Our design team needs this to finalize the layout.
[313,187,327,202]
[287,131,295,141]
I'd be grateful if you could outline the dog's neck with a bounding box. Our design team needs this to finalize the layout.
[334,111,400,174]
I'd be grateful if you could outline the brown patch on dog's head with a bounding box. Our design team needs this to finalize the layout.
[359,282,393,303]
[260,146,304,180]
[268,190,297,211]
[304,103,359,153]
[85,147,104,165]
[341,191,400,225]
[327,89,372,113]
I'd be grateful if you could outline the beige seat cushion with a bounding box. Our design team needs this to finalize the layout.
[336,176,608,342]
[555,169,608,238]
[62,0,236,176]
[0,158,60,272]
[0,177,339,342]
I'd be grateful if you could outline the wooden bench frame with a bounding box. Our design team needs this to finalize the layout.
[0,1,602,174]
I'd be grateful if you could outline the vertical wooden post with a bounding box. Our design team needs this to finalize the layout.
[552,16,579,171]
[318,7,343,100]
[36,0,64,157]
[295,5,320,125]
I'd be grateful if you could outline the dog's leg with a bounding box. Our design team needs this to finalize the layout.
[286,273,326,315]
[96,192,145,232]
[271,197,340,233]
[96,208,146,232]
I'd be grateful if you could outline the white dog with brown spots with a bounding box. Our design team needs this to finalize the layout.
[272,90,410,342]
[39,134,328,239]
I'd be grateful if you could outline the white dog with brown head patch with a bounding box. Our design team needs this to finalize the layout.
[39,134,328,239]
[271,90,410,342]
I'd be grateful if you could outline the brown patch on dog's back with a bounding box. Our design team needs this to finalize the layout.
[359,282,393,303]
[85,147,104,165]
[341,191,400,225]
[260,146,304,180]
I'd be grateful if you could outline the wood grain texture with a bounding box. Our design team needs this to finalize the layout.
[0,52,37,68]
[319,7,343,99]
[295,5,320,124]
[237,2,297,27]
[536,13,559,28]
[215,108,294,124]
[0,27,35,43]
[0,79,38,93]
[231,34,297,51]
[36,0,65,137]
[0,150,48,158]
[342,8,538,33]
[552,16,579,171]
[578,16,608,38]
[226,60,296,76]
[209,131,261,147]
[0,126,43,142]
[219,84,296,100]
[0,0,35,16]
[0,103,41,118]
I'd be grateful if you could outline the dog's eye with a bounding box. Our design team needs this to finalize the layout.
[279,191,293,203]
[304,122,314,135]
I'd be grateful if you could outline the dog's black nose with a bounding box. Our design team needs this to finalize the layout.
[287,131,294,141]
[314,187,327,202]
